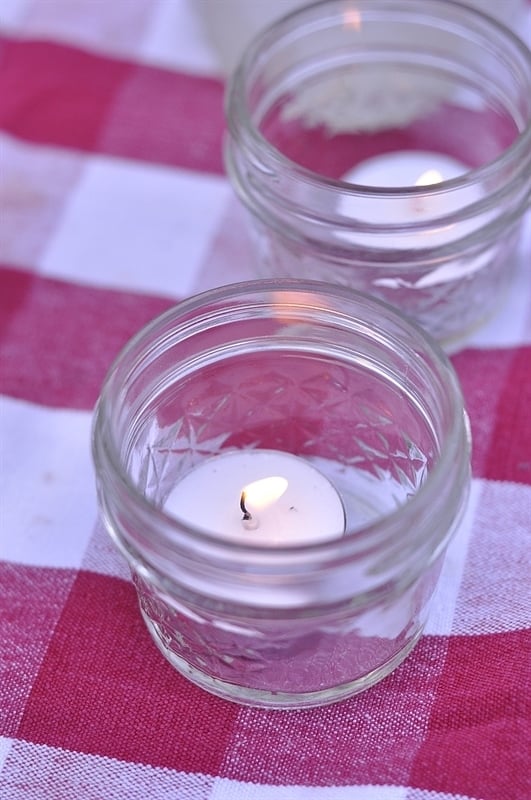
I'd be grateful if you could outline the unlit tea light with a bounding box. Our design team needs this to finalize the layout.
[165,450,346,545]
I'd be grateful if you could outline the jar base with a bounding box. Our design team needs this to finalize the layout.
[142,609,423,710]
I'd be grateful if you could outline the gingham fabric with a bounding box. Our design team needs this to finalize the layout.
[1,2,530,799]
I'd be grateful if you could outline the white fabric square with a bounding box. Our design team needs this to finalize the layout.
[0,741,214,800]
[0,738,14,776]
[140,0,220,75]
[0,0,219,76]
[424,479,481,636]
[0,0,30,28]
[452,479,531,635]
[81,519,132,582]
[0,396,95,568]
[0,0,154,63]
[0,134,84,268]
[210,780,407,800]
[465,212,531,349]
[40,155,230,298]
[407,789,478,800]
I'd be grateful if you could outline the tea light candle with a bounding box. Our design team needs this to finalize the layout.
[164,450,346,545]
[342,150,469,189]
[339,150,487,286]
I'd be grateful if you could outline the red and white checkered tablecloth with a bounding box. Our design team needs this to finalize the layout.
[0,2,530,799]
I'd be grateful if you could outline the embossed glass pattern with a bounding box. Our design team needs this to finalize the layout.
[92,280,471,708]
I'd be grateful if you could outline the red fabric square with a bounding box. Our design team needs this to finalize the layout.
[0,36,225,174]
[17,571,239,773]
[483,347,531,485]
[410,630,531,800]
[0,266,172,410]
[0,563,76,737]
[0,37,129,152]
[100,61,225,174]
[451,347,510,479]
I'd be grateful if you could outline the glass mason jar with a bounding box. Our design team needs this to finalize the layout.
[224,0,531,348]
[92,280,471,709]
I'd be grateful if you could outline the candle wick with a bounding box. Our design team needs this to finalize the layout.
[240,491,251,521]
[240,491,259,530]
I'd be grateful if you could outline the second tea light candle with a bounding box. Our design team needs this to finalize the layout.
[338,150,485,252]
[338,150,489,287]
[225,0,531,346]
[342,150,468,189]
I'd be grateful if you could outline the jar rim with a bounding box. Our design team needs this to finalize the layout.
[225,0,531,199]
[92,279,470,565]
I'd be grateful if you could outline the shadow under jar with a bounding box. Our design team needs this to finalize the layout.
[225,0,531,349]
[92,280,471,709]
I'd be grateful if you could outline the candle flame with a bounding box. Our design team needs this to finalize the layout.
[415,169,444,187]
[343,7,362,31]
[241,476,288,511]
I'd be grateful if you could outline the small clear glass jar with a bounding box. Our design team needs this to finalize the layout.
[92,280,471,709]
[225,0,531,348]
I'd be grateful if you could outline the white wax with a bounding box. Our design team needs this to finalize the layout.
[164,450,346,545]
[342,150,468,189]
[338,150,487,283]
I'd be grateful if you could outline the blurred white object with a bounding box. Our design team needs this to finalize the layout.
[198,0,307,75]
[199,0,529,76]
[199,0,529,132]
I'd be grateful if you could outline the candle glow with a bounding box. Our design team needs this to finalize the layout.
[415,169,444,187]
[241,476,288,510]
[240,476,288,530]
[343,7,362,32]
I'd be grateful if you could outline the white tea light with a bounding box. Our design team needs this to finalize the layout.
[164,450,346,545]
[338,150,487,286]
[339,151,485,238]
[342,150,469,189]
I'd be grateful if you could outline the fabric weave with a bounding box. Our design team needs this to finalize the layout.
[0,2,530,799]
